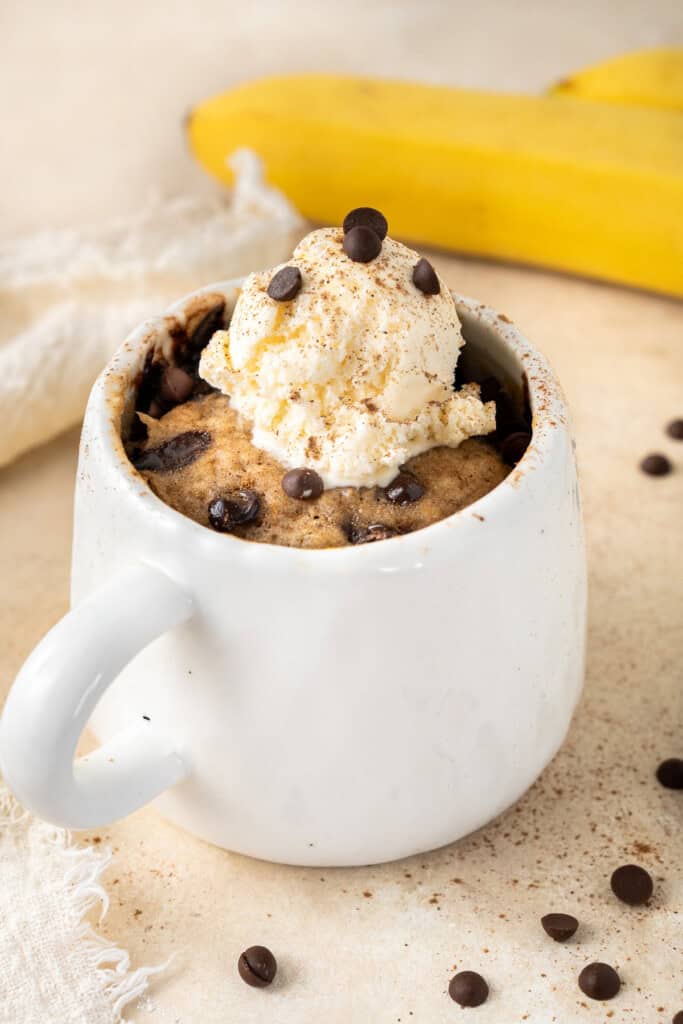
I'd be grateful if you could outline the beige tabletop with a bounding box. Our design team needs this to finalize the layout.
[2,3,682,1022]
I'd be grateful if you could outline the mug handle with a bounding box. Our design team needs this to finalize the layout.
[0,563,193,829]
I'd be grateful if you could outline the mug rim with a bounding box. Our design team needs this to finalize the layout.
[90,279,570,571]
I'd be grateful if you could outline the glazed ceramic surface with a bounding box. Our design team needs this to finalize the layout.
[1,283,586,866]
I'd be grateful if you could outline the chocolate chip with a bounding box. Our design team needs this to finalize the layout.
[673,1012,683,1024]
[128,413,148,443]
[133,431,211,472]
[577,962,620,1001]
[384,472,425,505]
[159,366,194,405]
[342,207,388,240]
[412,257,440,295]
[192,378,216,397]
[136,351,165,415]
[501,431,532,466]
[238,945,277,988]
[656,757,683,789]
[640,453,672,476]
[610,863,653,905]
[666,418,683,440]
[348,523,399,545]
[343,225,382,263]
[448,971,489,1007]
[189,304,225,352]
[208,490,261,532]
[541,912,578,942]
[267,265,302,302]
[282,468,324,500]
[147,399,163,419]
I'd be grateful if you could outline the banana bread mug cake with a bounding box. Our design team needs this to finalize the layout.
[126,209,531,547]
[2,206,582,876]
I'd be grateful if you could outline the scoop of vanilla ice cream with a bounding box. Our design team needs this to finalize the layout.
[199,227,495,488]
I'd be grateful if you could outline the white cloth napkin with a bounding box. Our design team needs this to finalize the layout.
[0,149,303,468]
[0,783,164,1024]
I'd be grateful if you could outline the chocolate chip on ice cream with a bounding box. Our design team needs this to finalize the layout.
[412,257,440,295]
[343,225,382,263]
[267,265,302,301]
[342,206,388,240]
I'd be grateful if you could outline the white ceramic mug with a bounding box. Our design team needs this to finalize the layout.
[0,283,586,867]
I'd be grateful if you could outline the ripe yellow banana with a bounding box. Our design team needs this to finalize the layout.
[550,47,683,112]
[187,73,683,297]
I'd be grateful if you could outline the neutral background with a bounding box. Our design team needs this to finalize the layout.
[1,2,682,1022]
[3,0,683,234]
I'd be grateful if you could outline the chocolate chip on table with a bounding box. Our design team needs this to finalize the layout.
[343,225,382,263]
[577,962,621,1001]
[159,366,195,405]
[412,257,440,295]
[610,863,653,905]
[208,490,261,532]
[282,467,324,500]
[384,472,425,505]
[348,523,399,545]
[267,265,303,302]
[640,453,672,476]
[238,945,277,988]
[656,757,683,789]
[342,207,388,240]
[132,431,211,472]
[541,912,578,942]
[666,418,683,440]
[448,971,489,1007]
[501,431,532,466]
